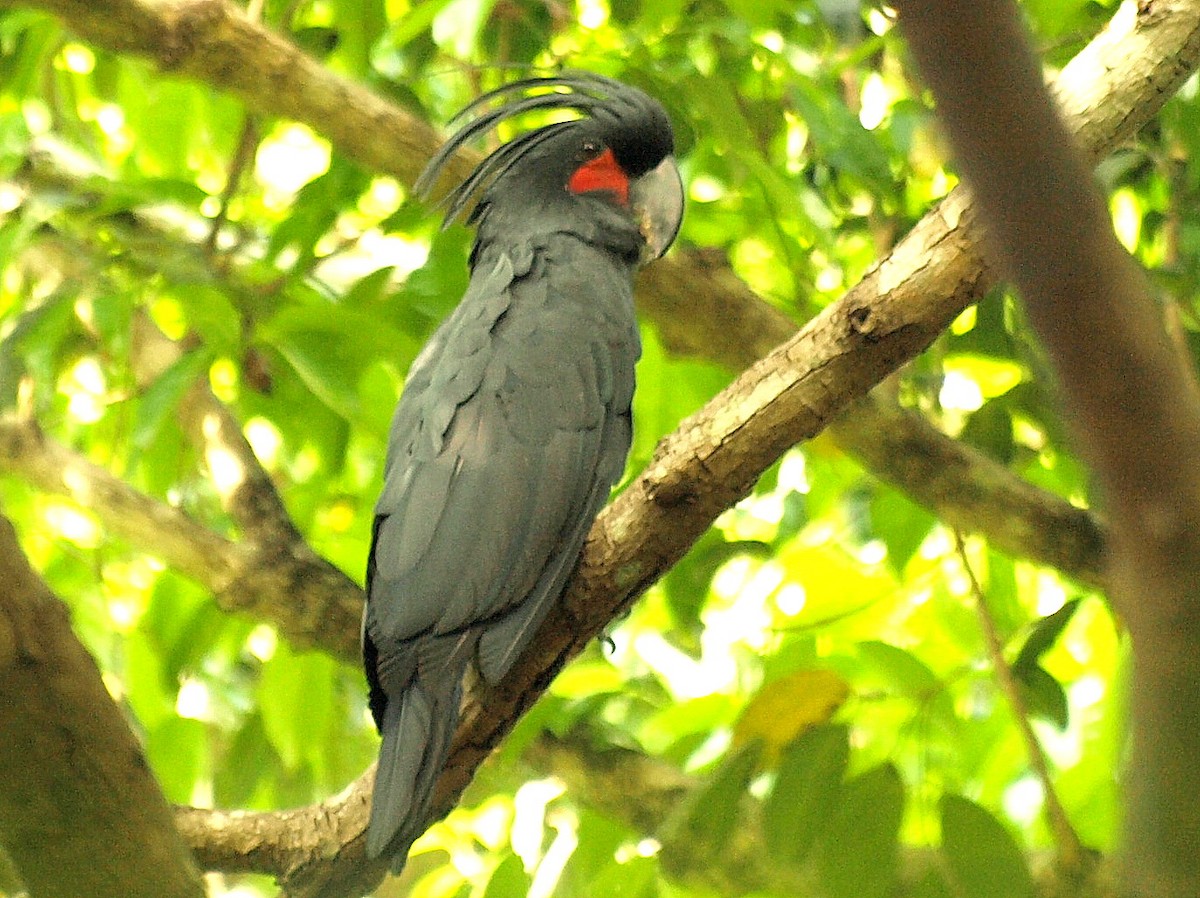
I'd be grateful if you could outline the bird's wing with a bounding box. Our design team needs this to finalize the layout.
[364,243,638,696]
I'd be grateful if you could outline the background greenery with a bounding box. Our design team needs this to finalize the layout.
[0,0,1182,895]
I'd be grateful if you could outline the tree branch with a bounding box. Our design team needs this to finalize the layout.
[896,2,1200,895]
[644,252,1113,585]
[835,394,1108,587]
[173,774,374,881]
[0,512,205,898]
[0,415,363,661]
[174,726,1112,898]
[22,0,463,188]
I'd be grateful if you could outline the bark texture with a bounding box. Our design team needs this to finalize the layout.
[0,516,204,898]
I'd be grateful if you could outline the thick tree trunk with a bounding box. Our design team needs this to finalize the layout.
[897,2,1200,895]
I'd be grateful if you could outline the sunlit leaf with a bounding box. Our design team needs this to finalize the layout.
[662,528,770,644]
[131,349,211,452]
[258,304,417,426]
[732,669,850,767]
[144,716,208,804]
[774,540,897,627]
[1014,598,1082,670]
[856,640,941,700]
[480,853,531,898]
[258,641,337,772]
[868,486,936,574]
[639,693,737,755]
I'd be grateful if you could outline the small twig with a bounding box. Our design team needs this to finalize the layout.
[953,531,1084,871]
[204,0,265,262]
[203,115,260,263]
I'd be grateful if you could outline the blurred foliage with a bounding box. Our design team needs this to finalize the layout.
[0,0,1184,895]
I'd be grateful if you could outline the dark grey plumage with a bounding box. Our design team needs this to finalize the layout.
[363,73,681,870]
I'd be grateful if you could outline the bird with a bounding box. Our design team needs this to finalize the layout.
[362,71,683,871]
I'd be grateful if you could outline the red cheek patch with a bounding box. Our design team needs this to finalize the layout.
[568,147,630,205]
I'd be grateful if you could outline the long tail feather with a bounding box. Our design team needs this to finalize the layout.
[366,682,461,869]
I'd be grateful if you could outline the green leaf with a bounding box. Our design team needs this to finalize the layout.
[722,0,792,27]
[1014,598,1082,670]
[868,486,936,574]
[0,284,76,408]
[662,742,760,851]
[431,0,499,58]
[384,0,459,49]
[266,158,369,270]
[172,283,242,357]
[559,808,638,894]
[0,13,59,102]
[214,713,277,807]
[132,350,211,452]
[480,853,531,898]
[122,629,174,730]
[910,867,955,898]
[258,305,416,425]
[92,177,210,213]
[817,764,905,898]
[142,574,228,685]
[257,642,337,772]
[790,77,893,191]
[763,723,850,863]
[341,266,398,311]
[1015,663,1070,731]
[145,717,208,804]
[639,693,737,755]
[940,794,1035,898]
[960,400,1016,464]
[662,529,770,645]
[586,854,658,898]
[292,26,340,59]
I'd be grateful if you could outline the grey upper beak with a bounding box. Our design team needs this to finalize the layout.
[630,155,684,264]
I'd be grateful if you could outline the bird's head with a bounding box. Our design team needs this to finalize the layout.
[416,72,684,265]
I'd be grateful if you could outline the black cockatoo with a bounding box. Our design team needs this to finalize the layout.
[362,73,683,870]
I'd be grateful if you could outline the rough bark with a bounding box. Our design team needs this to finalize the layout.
[0,515,204,898]
[896,1,1200,895]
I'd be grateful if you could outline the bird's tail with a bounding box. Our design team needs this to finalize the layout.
[366,680,462,871]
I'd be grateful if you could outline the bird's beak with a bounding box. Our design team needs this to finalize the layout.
[630,155,684,264]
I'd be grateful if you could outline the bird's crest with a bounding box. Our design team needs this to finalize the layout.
[415,72,674,227]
